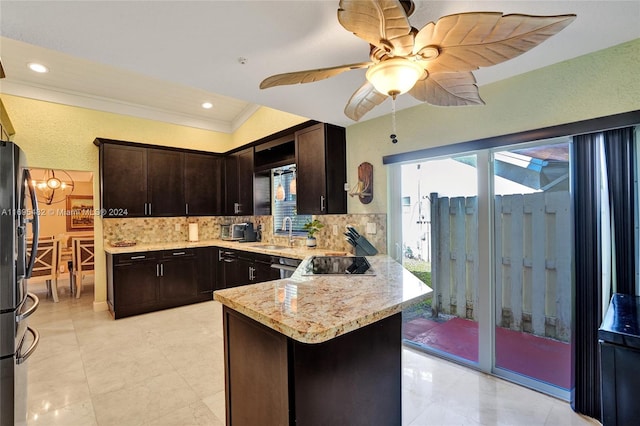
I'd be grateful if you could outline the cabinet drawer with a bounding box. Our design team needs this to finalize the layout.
[114,252,158,264]
[162,248,195,259]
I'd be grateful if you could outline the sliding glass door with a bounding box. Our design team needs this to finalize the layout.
[401,154,479,365]
[400,139,573,400]
[491,141,573,398]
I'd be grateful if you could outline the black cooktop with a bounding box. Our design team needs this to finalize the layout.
[302,256,374,276]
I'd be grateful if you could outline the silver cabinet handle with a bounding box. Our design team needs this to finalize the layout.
[172,252,186,256]
[131,255,146,260]
[185,203,189,215]
[234,202,240,214]
[17,326,40,364]
[320,195,326,212]
[148,203,152,215]
[144,203,148,215]
[156,264,160,277]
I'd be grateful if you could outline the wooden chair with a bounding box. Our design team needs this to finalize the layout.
[26,237,60,302]
[72,237,95,298]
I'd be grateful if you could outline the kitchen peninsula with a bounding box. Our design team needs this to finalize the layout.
[214,255,431,425]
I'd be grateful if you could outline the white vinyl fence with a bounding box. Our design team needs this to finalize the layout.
[430,191,571,341]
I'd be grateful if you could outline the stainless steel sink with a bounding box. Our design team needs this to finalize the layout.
[249,244,289,250]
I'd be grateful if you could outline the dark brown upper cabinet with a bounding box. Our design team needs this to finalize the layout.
[225,147,254,216]
[100,142,148,217]
[97,139,224,217]
[295,123,347,215]
[147,148,185,216]
[184,152,224,216]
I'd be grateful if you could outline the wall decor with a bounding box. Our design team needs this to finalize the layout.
[66,195,94,231]
[349,162,373,204]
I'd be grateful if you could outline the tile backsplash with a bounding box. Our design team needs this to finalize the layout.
[103,213,387,254]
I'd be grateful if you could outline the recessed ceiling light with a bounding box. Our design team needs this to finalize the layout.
[28,62,49,73]
[201,102,213,109]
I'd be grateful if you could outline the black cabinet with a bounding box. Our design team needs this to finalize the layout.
[147,148,185,216]
[295,123,346,215]
[185,153,224,216]
[100,143,148,217]
[98,139,225,217]
[223,309,402,425]
[107,248,214,319]
[218,249,280,289]
[599,293,640,426]
[225,147,254,215]
[196,247,217,293]
[158,249,198,302]
[107,252,159,318]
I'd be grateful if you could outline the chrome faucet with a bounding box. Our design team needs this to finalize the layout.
[282,216,293,246]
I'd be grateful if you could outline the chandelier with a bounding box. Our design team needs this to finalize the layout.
[32,169,74,205]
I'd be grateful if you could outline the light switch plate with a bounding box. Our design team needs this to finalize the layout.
[366,223,376,234]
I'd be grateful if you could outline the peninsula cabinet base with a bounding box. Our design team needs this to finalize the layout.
[222,308,402,426]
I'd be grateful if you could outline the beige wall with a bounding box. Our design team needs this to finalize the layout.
[345,38,640,214]
[230,106,308,151]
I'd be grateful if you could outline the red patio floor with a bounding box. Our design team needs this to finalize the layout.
[403,316,572,390]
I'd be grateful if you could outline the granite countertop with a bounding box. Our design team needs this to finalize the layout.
[213,255,432,344]
[103,238,346,260]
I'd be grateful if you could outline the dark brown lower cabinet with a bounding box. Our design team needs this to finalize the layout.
[223,308,402,426]
[219,249,280,289]
[107,248,214,319]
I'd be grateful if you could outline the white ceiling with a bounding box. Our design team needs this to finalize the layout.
[1,1,639,131]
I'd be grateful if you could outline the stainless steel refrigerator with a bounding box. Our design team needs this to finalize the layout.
[0,141,40,426]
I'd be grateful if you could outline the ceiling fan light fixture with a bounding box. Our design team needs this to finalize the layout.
[365,58,424,97]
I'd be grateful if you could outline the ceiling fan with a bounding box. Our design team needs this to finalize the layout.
[260,0,576,122]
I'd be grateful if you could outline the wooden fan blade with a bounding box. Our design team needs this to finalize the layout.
[414,12,576,73]
[408,72,485,106]
[338,0,414,56]
[344,81,388,121]
[260,62,372,89]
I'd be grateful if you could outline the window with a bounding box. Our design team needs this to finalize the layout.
[272,164,311,234]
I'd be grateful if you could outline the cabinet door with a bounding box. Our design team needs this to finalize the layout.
[234,257,253,287]
[236,148,254,215]
[253,259,279,283]
[185,153,224,216]
[295,123,346,215]
[225,148,254,216]
[101,143,147,217]
[147,148,185,216]
[159,250,198,304]
[113,259,159,314]
[295,124,327,215]
[224,155,239,215]
[219,250,247,288]
[195,247,216,294]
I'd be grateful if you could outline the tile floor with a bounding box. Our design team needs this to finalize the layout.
[26,281,600,426]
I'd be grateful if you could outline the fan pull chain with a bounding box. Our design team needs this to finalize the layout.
[390,96,398,144]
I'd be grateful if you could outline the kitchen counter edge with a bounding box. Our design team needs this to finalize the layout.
[103,239,335,260]
[214,255,432,344]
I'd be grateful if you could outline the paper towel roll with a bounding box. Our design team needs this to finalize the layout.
[188,223,199,242]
